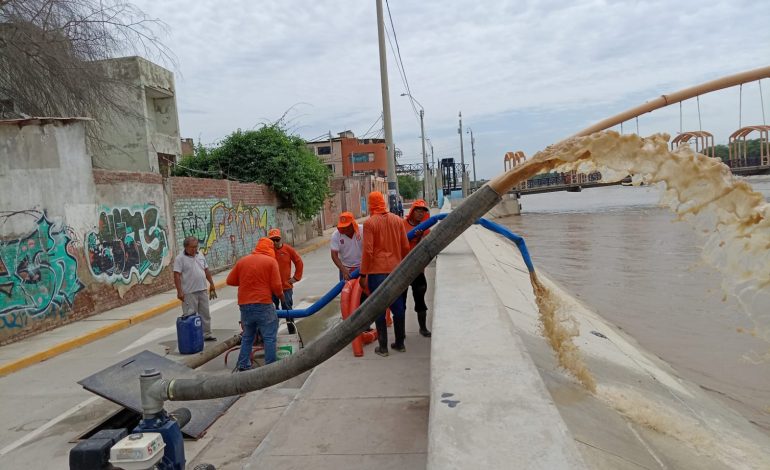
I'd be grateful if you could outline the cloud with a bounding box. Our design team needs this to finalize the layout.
[133,0,770,179]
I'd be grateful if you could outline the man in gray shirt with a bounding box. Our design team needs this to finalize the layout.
[174,236,217,341]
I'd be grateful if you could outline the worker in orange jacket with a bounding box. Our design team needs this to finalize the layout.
[226,237,284,370]
[268,228,303,334]
[359,191,410,357]
[402,199,432,337]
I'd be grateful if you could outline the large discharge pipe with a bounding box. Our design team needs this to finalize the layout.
[146,65,770,405]
[148,184,505,402]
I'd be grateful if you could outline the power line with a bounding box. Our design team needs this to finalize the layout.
[384,0,420,121]
[361,114,383,138]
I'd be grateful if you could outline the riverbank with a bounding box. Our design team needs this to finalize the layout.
[460,221,770,468]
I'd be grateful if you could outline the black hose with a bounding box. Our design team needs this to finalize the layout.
[162,185,502,401]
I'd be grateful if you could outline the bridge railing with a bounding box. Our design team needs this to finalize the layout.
[516,170,603,191]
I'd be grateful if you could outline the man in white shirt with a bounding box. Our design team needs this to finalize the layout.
[330,212,363,281]
[174,236,217,341]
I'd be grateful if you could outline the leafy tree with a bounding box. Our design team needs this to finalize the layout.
[703,139,763,163]
[398,174,421,200]
[174,125,332,221]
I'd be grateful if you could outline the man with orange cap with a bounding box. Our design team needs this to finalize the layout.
[268,228,303,334]
[227,237,284,370]
[359,191,411,356]
[402,199,432,337]
[331,211,364,281]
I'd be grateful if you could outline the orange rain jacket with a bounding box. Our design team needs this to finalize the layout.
[226,238,283,305]
[275,243,303,290]
[360,192,410,275]
[403,199,430,251]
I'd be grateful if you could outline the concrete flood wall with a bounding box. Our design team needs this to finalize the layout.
[429,228,587,469]
[433,222,770,468]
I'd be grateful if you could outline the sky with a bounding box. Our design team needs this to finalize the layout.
[132,0,770,180]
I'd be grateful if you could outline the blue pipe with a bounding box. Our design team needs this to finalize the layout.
[277,213,533,318]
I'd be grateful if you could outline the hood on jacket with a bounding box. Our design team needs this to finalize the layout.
[407,199,429,222]
[368,191,387,215]
[253,237,276,258]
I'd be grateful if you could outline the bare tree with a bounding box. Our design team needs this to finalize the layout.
[0,0,173,122]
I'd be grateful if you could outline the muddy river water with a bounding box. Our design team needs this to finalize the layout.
[498,175,770,435]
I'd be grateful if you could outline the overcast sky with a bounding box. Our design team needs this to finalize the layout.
[133,0,770,180]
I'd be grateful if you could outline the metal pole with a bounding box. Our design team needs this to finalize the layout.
[458,111,466,197]
[431,143,436,205]
[468,128,477,192]
[426,138,436,206]
[376,0,399,212]
[419,108,428,201]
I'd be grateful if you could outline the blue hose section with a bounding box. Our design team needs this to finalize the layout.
[474,218,535,273]
[277,213,533,319]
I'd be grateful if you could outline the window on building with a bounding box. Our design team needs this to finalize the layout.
[317,146,332,155]
[350,152,375,163]
[326,164,335,173]
[157,153,174,178]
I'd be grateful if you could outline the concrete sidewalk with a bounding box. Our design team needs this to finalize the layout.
[242,265,436,470]
[0,232,332,378]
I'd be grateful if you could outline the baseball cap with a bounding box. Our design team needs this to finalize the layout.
[337,212,355,229]
[268,228,281,240]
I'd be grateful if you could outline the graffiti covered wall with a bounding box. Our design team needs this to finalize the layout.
[174,198,276,271]
[86,206,170,284]
[0,213,83,333]
[168,177,279,271]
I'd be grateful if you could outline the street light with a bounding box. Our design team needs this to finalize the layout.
[400,93,430,204]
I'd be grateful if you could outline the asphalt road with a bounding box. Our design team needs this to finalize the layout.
[0,242,339,468]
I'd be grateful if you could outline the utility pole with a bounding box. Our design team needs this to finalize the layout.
[467,127,476,192]
[419,108,429,202]
[376,0,398,212]
[458,111,467,197]
[428,139,436,205]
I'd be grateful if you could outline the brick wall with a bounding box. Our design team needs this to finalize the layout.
[92,169,163,185]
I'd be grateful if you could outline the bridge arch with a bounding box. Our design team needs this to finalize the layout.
[728,125,770,167]
[503,151,526,171]
[671,131,715,158]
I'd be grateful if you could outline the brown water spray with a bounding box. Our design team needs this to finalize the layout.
[494,131,770,465]
[529,271,596,393]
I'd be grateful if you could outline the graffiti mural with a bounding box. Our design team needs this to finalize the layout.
[175,200,275,270]
[86,206,169,284]
[0,214,83,330]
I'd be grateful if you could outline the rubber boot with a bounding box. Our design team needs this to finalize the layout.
[376,320,389,353]
[393,313,406,349]
[417,310,432,337]
[286,318,297,335]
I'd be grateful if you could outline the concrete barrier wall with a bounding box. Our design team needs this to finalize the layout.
[429,228,586,469]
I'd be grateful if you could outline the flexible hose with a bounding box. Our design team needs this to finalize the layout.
[159,185,502,401]
[475,218,534,273]
[276,213,534,318]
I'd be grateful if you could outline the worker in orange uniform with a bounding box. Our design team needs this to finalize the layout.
[359,191,410,357]
[402,199,432,337]
[268,228,303,334]
[227,237,284,371]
